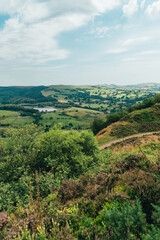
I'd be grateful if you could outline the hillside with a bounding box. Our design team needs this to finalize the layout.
[0,86,54,104]
[0,84,157,111]
[0,125,160,239]
[97,95,160,146]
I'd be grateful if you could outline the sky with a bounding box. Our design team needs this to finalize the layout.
[0,0,160,86]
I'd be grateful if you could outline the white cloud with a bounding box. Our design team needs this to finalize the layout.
[135,50,160,56]
[140,0,146,9]
[123,0,138,17]
[88,26,109,38]
[122,49,160,62]
[91,0,121,13]
[0,0,25,15]
[145,0,160,18]
[122,57,142,62]
[106,48,128,54]
[122,36,151,46]
[0,0,121,64]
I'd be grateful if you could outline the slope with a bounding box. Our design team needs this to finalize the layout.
[97,94,160,146]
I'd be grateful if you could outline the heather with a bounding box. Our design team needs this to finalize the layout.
[0,124,160,239]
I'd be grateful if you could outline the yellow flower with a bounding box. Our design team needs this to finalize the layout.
[37,224,40,231]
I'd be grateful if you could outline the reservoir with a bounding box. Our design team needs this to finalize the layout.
[34,107,58,112]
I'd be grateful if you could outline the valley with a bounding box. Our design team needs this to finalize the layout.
[0,83,160,239]
[0,83,159,130]
[1,2,160,238]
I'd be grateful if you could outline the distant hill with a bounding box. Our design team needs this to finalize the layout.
[0,86,56,104]
[99,82,160,91]
[0,84,157,112]
[124,82,160,91]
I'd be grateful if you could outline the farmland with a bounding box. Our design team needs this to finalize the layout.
[40,107,105,129]
[0,110,34,127]
[42,85,157,113]
[0,83,159,129]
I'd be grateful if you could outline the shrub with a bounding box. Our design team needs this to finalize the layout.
[31,129,100,179]
[121,169,160,223]
[142,226,160,240]
[98,199,146,240]
[58,180,84,204]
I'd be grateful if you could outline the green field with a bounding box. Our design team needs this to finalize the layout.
[0,110,20,117]
[0,110,34,126]
[40,111,84,129]
[40,107,105,129]
[41,85,157,113]
[0,84,159,130]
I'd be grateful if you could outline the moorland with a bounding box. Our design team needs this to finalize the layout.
[0,83,160,239]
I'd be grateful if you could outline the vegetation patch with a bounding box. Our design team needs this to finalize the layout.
[0,124,160,239]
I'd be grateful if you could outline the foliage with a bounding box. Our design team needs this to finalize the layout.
[31,129,100,179]
[0,125,100,212]
[142,227,160,240]
[0,86,56,104]
[1,121,160,239]
[97,199,146,240]
[91,118,105,135]
[110,122,138,137]
[106,111,127,125]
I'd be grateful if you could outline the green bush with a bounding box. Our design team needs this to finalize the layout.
[30,129,100,179]
[142,226,160,240]
[97,199,146,240]
[121,169,160,223]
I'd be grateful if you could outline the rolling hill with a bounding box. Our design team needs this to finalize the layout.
[97,94,160,146]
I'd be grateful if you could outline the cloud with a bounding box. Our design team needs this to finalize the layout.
[106,48,128,54]
[145,0,160,18]
[122,36,151,46]
[122,49,160,63]
[140,0,146,9]
[91,0,121,13]
[122,57,142,62]
[88,26,109,38]
[135,50,160,56]
[0,0,121,64]
[0,14,85,63]
[123,0,138,17]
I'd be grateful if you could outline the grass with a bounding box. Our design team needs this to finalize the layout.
[0,110,34,126]
[1,116,33,126]
[96,121,131,146]
[40,111,84,129]
[97,135,117,146]
[41,86,157,114]
[0,110,20,117]
[40,107,105,129]
[106,133,160,164]
[12,117,33,126]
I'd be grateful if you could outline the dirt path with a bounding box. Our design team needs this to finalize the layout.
[100,131,160,150]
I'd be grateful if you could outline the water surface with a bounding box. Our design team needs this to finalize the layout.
[34,107,58,112]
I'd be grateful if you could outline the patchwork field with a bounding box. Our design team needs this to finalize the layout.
[0,84,159,130]
[40,107,105,129]
[41,85,157,113]
[0,110,34,126]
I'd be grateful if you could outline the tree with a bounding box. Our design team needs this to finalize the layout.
[91,118,105,135]
[31,129,100,179]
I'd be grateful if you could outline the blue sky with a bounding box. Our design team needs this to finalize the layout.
[0,0,160,86]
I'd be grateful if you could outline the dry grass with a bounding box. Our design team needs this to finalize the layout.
[112,134,160,154]
[96,121,129,145]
